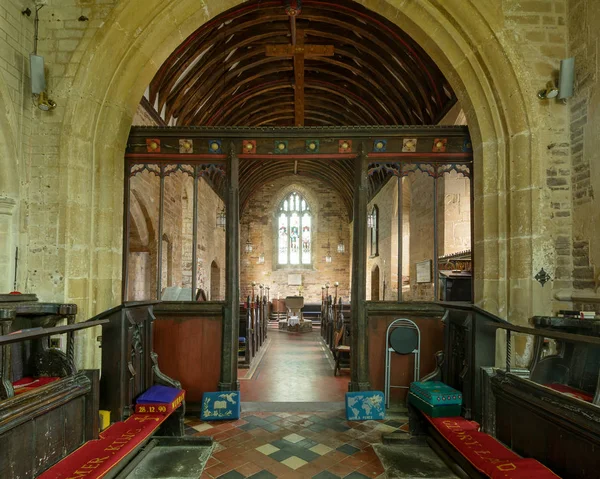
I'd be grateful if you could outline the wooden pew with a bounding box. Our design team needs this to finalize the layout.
[88,301,185,436]
[0,304,104,478]
[1,298,199,478]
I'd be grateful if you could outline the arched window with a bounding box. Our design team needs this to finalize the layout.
[278,192,311,265]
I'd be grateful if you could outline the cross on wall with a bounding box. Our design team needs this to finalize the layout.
[265,25,334,126]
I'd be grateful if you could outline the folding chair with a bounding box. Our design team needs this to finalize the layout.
[384,318,421,408]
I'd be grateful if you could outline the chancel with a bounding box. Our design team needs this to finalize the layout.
[1,0,599,478]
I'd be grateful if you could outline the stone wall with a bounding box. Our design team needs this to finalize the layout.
[240,175,351,304]
[127,171,225,301]
[364,170,471,303]
[367,179,395,301]
[567,0,600,311]
[0,0,587,369]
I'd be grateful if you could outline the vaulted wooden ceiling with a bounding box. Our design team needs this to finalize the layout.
[144,0,457,215]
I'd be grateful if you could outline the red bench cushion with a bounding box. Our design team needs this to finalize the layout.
[425,415,560,478]
[12,376,60,394]
[544,383,593,402]
[38,413,169,479]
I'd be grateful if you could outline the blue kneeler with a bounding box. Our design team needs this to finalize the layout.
[201,391,240,421]
[345,391,385,421]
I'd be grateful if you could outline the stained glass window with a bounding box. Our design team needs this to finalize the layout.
[278,192,311,265]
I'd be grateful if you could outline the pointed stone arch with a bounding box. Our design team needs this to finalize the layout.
[0,71,20,292]
[58,0,544,379]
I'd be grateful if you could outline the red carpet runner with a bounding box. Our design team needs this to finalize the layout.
[426,415,561,478]
[38,414,168,479]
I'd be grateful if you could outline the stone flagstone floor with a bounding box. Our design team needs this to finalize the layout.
[185,410,408,478]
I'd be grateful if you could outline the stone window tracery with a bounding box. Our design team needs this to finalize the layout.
[278,192,311,265]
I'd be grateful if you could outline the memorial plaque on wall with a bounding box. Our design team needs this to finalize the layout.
[416,260,432,283]
[288,274,302,286]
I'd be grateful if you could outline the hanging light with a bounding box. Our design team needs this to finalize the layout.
[325,237,332,263]
[245,223,253,253]
[337,220,345,254]
[216,206,226,230]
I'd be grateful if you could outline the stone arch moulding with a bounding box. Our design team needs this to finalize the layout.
[0,70,20,293]
[60,0,539,327]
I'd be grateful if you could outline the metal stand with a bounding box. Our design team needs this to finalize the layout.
[384,318,421,408]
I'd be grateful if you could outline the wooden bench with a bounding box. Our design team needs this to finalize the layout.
[0,299,209,478]
[0,304,105,478]
[418,412,560,479]
[89,301,185,436]
[38,387,189,479]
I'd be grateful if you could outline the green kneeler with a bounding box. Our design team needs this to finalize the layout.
[408,392,461,418]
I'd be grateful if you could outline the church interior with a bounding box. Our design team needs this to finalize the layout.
[1,0,599,478]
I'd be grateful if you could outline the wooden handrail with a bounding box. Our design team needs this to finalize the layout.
[0,319,108,346]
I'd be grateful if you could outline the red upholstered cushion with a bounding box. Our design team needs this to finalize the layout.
[13,376,61,394]
[544,383,593,402]
[425,415,560,478]
[38,413,169,479]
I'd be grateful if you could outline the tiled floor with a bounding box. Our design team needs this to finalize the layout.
[239,327,349,402]
[185,327,408,477]
[185,410,406,479]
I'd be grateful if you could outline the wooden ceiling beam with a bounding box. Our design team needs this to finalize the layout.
[148,0,456,129]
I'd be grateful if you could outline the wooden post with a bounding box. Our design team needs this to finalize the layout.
[350,146,371,391]
[219,145,240,391]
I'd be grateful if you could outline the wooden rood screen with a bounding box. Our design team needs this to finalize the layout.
[123,126,474,302]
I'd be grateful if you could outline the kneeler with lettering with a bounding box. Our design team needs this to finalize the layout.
[38,414,169,479]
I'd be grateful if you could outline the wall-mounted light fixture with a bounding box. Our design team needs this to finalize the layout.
[30,5,57,111]
[538,58,574,102]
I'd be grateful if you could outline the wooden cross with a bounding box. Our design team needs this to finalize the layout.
[265,28,334,126]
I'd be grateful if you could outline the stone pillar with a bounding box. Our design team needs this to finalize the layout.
[0,197,17,292]
[219,146,240,391]
[350,148,371,392]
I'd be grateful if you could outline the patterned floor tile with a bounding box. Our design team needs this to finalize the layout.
[310,443,333,455]
[256,444,280,455]
[342,472,372,479]
[283,433,305,443]
[281,455,308,470]
[327,461,356,478]
[247,471,277,479]
[261,423,280,432]
[269,449,294,462]
[309,423,327,432]
[265,415,280,423]
[216,471,245,479]
[313,472,341,479]
[193,423,215,433]
[234,462,263,477]
[289,447,320,462]
[297,438,318,448]
[337,443,361,455]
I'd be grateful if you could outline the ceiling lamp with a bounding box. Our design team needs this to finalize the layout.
[337,221,345,254]
[325,238,332,263]
[245,223,253,254]
[257,253,265,265]
[216,206,226,230]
